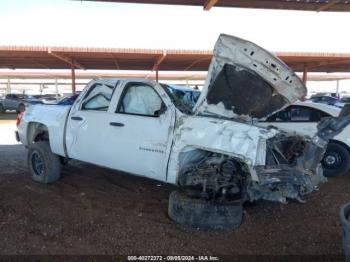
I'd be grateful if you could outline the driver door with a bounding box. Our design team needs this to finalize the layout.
[66,80,175,182]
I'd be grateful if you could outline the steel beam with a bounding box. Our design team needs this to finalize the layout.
[302,64,308,84]
[155,67,159,82]
[184,58,207,71]
[204,0,219,10]
[152,51,167,71]
[317,0,341,11]
[48,48,85,70]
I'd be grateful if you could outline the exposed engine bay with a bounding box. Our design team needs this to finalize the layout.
[177,107,350,204]
[178,153,248,201]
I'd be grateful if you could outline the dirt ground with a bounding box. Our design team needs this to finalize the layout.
[0,113,349,257]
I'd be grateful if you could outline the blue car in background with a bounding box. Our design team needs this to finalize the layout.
[56,94,80,105]
[162,84,201,113]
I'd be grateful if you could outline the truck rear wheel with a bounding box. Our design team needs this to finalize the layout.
[168,190,243,231]
[28,141,61,184]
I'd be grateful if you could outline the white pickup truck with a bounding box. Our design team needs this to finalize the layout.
[16,34,350,231]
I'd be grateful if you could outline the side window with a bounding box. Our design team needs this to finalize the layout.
[310,108,331,122]
[290,106,312,121]
[266,107,291,122]
[81,83,114,111]
[266,106,330,122]
[117,84,163,117]
[5,94,11,99]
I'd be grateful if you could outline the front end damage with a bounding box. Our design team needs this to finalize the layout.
[250,109,350,203]
[249,133,325,204]
[170,34,350,205]
[173,113,350,205]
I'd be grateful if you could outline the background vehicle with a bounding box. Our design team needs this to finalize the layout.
[308,95,339,106]
[44,93,81,106]
[335,96,350,108]
[0,94,42,113]
[162,84,201,112]
[34,94,60,104]
[261,101,350,177]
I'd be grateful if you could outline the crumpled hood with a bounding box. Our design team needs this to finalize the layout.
[194,34,307,120]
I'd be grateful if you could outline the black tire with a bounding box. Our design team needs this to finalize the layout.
[17,103,25,113]
[0,104,5,114]
[27,141,61,184]
[168,190,243,231]
[322,142,350,177]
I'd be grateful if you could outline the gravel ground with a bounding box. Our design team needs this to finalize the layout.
[0,113,349,257]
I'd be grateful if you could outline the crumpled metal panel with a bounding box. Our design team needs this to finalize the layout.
[194,34,306,120]
[166,115,278,184]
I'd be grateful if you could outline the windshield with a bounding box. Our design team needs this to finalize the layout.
[162,84,201,113]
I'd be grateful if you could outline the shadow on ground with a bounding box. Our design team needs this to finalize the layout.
[0,112,17,121]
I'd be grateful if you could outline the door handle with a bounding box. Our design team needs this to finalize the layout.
[110,122,124,127]
[71,116,83,121]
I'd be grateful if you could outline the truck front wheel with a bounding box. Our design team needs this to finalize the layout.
[168,190,243,231]
[28,141,61,183]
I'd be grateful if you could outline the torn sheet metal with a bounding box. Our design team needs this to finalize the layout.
[166,115,278,184]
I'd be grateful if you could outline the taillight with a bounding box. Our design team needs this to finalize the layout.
[16,112,24,127]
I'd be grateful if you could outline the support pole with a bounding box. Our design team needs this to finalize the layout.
[6,78,11,94]
[302,65,308,85]
[336,80,340,98]
[55,78,59,99]
[155,67,159,83]
[71,65,76,94]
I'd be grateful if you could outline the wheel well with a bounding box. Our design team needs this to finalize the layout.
[328,139,350,153]
[177,147,249,200]
[178,147,248,174]
[27,122,49,144]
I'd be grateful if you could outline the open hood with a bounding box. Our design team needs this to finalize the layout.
[194,34,307,120]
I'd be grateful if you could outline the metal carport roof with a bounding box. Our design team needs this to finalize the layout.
[1,46,350,73]
[79,0,350,12]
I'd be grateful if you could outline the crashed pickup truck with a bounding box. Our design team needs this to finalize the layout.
[17,34,350,230]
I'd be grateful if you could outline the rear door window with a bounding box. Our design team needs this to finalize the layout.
[81,83,115,111]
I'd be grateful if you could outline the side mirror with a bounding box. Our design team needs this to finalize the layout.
[154,103,167,117]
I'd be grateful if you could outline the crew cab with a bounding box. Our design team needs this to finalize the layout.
[16,34,350,230]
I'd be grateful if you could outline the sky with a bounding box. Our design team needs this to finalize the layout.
[1,0,350,94]
[1,0,350,52]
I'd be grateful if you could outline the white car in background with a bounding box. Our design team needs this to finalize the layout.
[260,101,350,177]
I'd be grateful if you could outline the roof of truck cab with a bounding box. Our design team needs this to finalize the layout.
[2,46,350,73]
